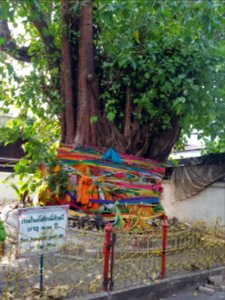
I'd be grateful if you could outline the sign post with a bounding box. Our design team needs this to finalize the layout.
[16,205,69,290]
[40,254,44,291]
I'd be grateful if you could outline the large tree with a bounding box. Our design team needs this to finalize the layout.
[0,0,224,166]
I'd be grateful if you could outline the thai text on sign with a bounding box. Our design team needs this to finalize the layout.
[17,205,69,257]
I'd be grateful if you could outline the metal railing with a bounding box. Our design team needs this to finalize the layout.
[0,221,224,299]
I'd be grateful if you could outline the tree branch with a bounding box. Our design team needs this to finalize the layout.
[29,2,56,57]
[124,86,131,137]
[0,20,32,63]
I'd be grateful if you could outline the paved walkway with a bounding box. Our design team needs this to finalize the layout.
[163,288,225,300]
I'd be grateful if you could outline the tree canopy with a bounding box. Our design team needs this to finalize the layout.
[0,0,224,182]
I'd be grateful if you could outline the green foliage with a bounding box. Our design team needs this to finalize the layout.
[0,220,6,241]
[90,115,98,123]
[95,0,225,150]
[0,1,61,195]
[46,162,69,198]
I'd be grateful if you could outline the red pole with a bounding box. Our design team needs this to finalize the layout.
[161,219,167,279]
[102,222,112,291]
[109,232,116,291]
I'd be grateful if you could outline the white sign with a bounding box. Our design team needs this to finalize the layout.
[17,205,69,257]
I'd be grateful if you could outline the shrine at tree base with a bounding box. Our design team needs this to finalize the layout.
[41,146,166,231]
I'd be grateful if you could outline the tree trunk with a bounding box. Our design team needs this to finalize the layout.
[60,0,75,144]
[124,86,131,150]
[74,0,96,146]
[147,117,181,161]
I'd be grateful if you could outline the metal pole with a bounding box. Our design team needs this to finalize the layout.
[40,254,44,291]
[102,222,112,291]
[109,232,116,291]
[161,220,167,279]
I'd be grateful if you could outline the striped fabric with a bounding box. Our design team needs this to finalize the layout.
[55,146,166,226]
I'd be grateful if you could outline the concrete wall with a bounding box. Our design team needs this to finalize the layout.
[162,180,225,226]
[0,172,19,202]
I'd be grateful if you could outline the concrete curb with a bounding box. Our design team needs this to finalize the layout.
[67,266,225,300]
